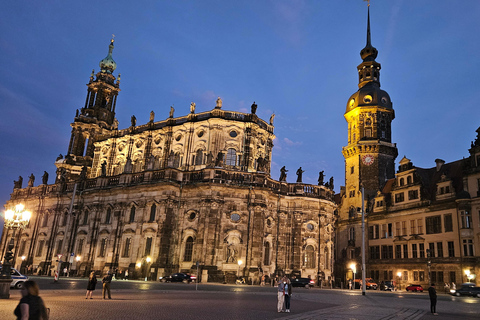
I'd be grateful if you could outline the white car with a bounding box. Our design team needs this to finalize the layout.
[0,267,28,288]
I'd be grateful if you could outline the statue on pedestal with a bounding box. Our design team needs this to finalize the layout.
[279,166,288,182]
[296,167,305,183]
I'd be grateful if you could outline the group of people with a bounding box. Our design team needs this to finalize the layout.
[277,276,293,313]
[85,270,113,299]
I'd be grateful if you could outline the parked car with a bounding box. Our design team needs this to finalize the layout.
[290,277,314,288]
[160,273,196,283]
[452,283,480,297]
[0,267,28,289]
[354,278,378,290]
[381,280,396,291]
[406,284,423,292]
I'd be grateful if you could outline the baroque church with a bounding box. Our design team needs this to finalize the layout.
[0,39,336,284]
[2,7,480,288]
[335,8,480,288]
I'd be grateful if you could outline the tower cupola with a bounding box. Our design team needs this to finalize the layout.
[99,38,117,74]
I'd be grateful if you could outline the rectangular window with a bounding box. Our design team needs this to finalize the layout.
[413,271,419,281]
[444,214,453,232]
[412,243,418,258]
[123,238,131,257]
[55,239,63,255]
[99,239,107,257]
[368,226,374,239]
[374,225,379,239]
[408,190,419,200]
[36,240,44,257]
[417,219,423,234]
[351,166,354,174]
[450,271,456,284]
[77,239,84,255]
[83,211,89,225]
[19,240,26,256]
[438,271,444,283]
[388,223,393,238]
[426,215,442,234]
[461,210,472,229]
[419,271,425,282]
[395,193,405,203]
[395,245,402,259]
[437,242,443,258]
[382,224,387,238]
[419,243,425,258]
[448,241,455,257]
[381,245,389,259]
[395,222,400,237]
[428,243,435,258]
[463,239,474,256]
[403,244,408,259]
[410,219,416,235]
[403,271,408,281]
[432,271,437,283]
[42,215,48,227]
[384,270,388,280]
[144,237,152,256]
[402,221,407,236]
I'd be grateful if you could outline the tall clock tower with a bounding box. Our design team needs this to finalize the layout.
[341,7,398,217]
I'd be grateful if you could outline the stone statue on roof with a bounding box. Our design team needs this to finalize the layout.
[251,102,257,114]
[269,113,275,125]
[216,97,222,109]
[296,167,304,183]
[150,111,155,122]
[190,102,196,114]
[279,166,288,182]
[28,173,35,187]
[169,106,175,118]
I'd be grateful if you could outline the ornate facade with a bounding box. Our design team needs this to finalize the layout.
[336,8,480,288]
[1,39,336,284]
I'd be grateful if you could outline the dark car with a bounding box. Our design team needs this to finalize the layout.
[405,284,423,292]
[453,283,480,297]
[290,277,314,288]
[161,273,196,283]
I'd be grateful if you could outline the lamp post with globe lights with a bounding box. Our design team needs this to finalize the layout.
[1,204,32,299]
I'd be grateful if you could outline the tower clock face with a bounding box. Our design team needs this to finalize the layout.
[362,154,374,166]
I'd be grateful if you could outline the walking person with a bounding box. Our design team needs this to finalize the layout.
[14,280,49,320]
[284,278,292,313]
[428,283,438,316]
[102,270,113,299]
[277,276,286,312]
[85,271,98,299]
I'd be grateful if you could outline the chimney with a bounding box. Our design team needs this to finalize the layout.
[435,159,445,172]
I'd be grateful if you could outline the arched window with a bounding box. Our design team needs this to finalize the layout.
[407,176,412,184]
[226,148,236,166]
[349,207,356,219]
[263,242,270,265]
[349,227,355,241]
[324,247,329,269]
[305,245,315,269]
[184,237,194,261]
[195,149,203,165]
[173,153,181,168]
[83,211,89,225]
[149,204,156,222]
[129,206,136,223]
[399,178,404,186]
[105,208,111,224]
[122,238,131,257]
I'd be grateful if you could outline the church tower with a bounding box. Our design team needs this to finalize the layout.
[56,38,121,181]
[341,7,398,216]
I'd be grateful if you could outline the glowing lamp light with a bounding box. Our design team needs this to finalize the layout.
[238,260,243,266]
[76,256,81,262]
[5,210,14,221]
[350,263,356,274]
[136,262,142,268]
[21,256,26,261]
[397,272,402,278]
[146,256,151,263]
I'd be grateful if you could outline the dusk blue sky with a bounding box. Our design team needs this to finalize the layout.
[1,1,480,236]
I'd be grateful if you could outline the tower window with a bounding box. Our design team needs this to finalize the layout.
[350,167,354,174]
[226,149,237,166]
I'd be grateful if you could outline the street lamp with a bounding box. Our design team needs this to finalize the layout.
[1,204,31,299]
[350,263,356,290]
[464,269,474,282]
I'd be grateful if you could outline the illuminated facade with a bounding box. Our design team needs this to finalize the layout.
[0,39,336,283]
[336,8,480,288]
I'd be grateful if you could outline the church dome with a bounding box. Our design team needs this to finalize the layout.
[346,83,392,113]
[99,39,117,74]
